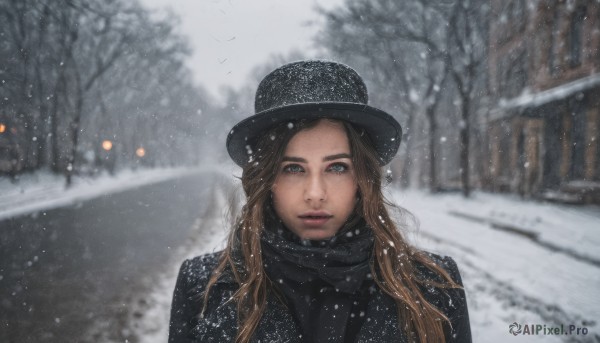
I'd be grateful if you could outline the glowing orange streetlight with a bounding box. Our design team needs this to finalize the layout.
[0,123,6,133]
[135,147,146,157]
[102,140,113,151]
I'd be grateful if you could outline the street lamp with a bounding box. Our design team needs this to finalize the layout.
[102,140,113,151]
[135,147,146,157]
[0,123,6,133]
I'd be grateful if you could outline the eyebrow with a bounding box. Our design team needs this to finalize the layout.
[282,153,352,163]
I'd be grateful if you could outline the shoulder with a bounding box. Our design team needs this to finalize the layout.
[177,251,224,286]
[172,250,236,308]
[413,250,463,285]
[170,251,239,342]
[413,251,472,341]
[411,250,467,314]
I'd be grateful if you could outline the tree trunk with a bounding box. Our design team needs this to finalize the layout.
[34,3,51,169]
[426,106,438,193]
[65,92,82,187]
[400,113,416,188]
[460,97,471,197]
[50,81,61,173]
[65,56,82,187]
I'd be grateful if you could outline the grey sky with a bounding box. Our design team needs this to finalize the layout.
[140,0,343,101]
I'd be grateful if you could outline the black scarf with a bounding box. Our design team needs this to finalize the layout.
[261,221,374,343]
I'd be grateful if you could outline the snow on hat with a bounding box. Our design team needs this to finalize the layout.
[226,60,402,167]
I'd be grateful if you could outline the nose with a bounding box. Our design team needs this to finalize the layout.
[304,173,326,203]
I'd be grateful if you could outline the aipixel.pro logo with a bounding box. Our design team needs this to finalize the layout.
[508,322,589,336]
[509,322,522,336]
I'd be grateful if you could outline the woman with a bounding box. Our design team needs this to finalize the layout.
[169,60,471,343]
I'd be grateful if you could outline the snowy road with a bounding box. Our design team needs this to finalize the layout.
[0,171,232,343]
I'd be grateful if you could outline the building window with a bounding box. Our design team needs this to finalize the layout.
[513,52,527,96]
[548,6,561,75]
[499,121,512,181]
[503,51,527,98]
[569,101,586,180]
[569,6,586,68]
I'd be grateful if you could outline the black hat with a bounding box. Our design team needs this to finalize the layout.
[226,60,402,167]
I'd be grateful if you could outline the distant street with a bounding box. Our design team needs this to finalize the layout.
[0,171,229,343]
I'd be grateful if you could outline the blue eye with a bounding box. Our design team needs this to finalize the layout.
[282,164,304,174]
[328,163,349,173]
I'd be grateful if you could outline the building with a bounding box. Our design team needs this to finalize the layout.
[487,0,600,203]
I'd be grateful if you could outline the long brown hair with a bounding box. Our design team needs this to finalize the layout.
[204,118,462,343]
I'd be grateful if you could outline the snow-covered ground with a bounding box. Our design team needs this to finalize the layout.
[393,190,600,343]
[1,169,598,342]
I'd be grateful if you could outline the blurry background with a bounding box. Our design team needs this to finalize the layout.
[0,0,599,342]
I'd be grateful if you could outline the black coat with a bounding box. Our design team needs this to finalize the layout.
[169,251,472,343]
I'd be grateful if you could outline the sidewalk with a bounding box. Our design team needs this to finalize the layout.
[393,189,600,265]
[392,189,600,342]
[0,163,236,221]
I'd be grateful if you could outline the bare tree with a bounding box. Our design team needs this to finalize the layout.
[317,0,489,195]
[317,0,449,192]
[0,0,212,183]
[445,0,489,196]
[1,0,54,171]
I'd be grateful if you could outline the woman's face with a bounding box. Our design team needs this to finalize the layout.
[271,119,358,240]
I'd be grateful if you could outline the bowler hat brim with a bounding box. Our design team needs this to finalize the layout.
[226,102,402,167]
